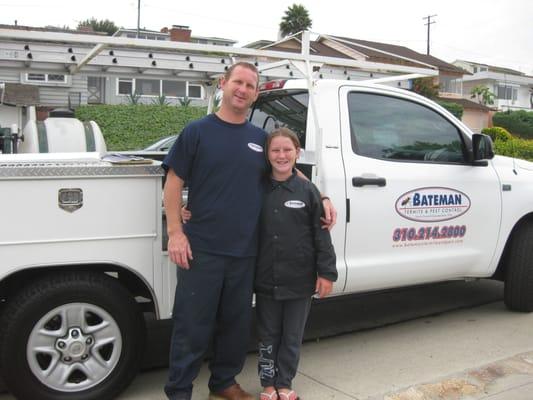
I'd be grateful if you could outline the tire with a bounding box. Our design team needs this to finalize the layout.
[0,271,145,400]
[504,223,533,312]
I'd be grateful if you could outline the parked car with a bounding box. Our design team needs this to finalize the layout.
[143,135,177,152]
[120,135,178,161]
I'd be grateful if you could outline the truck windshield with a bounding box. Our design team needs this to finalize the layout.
[250,90,309,148]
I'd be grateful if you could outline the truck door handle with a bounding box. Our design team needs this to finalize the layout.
[352,176,387,187]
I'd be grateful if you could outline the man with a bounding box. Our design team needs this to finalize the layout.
[163,62,335,400]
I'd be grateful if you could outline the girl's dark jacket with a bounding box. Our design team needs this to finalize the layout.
[255,171,337,300]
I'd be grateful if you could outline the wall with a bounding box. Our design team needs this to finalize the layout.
[462,108,490,133]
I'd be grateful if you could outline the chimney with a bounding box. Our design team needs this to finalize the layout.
[169,25,191,42]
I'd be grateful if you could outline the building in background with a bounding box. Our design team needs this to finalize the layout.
[454,60,533,112]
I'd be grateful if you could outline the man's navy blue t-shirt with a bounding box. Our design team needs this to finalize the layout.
[163,113,267,258]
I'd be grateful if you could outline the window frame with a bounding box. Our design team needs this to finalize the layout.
[22,72,71,87]
[115,78,203,99]
[347,91,471,165]
[497,84,518,101]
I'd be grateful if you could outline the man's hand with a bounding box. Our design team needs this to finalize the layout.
[168,231,193,269]
[315,277,333,298]
[181,206,191,223]
[321,198,337,231]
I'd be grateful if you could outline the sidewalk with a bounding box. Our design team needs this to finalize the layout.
[112,300,533,400]
[380,350,533,400]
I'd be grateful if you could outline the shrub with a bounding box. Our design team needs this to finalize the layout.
[75,104,207,150]
[436,101,464,119]
[493,137,533,161]
[492,110,533,139]
[481,127,512,142]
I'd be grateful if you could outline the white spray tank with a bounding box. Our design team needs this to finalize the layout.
[19,108,106,153]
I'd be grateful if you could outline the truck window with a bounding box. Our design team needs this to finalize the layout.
[348,93,467,163]
[250,90,309,148]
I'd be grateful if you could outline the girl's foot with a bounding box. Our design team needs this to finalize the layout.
[260,386,278,400]
[277,388,299,400]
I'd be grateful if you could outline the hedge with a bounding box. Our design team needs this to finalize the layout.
[482,126,533,161]
[75,104,208,150]
[436,101,464,119]
[481,127,512,142]
[492,110,533,139]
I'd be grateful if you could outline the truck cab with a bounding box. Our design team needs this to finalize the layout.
[250,78,533,303]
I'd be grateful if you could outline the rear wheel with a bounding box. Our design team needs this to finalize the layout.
[0,271,145,400]
[504,223,533,312]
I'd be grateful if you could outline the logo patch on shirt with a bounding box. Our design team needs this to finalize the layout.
[284,200,306,209]
[248,143,263,152]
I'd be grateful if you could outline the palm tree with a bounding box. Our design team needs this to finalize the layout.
[470,85,495,106]
[279,4,312,37]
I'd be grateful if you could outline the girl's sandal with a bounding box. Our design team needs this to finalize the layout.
[260,390,279,400]
[278,390,300,400]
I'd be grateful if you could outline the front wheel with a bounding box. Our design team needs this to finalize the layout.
[504,223,533,312]
[0,272,145,400]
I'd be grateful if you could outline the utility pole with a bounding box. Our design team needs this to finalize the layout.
[423,14,437,55]
[137,0,141,38]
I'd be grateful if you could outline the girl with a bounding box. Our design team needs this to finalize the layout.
[256,128,337,400]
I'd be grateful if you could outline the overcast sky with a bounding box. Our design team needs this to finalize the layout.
[2,0,532,74]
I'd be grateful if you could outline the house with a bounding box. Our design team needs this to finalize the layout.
[453,60,533,112]
[0,24,237,125]
[114,26,236,47]
[247,34,494,132]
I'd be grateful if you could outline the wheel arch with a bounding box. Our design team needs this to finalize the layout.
[492,212,533,281]
[0,263,159,318]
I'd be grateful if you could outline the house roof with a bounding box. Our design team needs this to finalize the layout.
[0,24,107,36]
[326,36,467,75]
[437,97,494,111]
[455,59,524,76]
[115,28,237,44]
[260,38,352,59]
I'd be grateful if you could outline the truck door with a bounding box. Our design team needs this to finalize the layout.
[339,88,501,293]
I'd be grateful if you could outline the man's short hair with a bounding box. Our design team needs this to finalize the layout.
[224,62,259,88]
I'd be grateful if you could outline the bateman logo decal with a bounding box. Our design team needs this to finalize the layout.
[248,143,263,152]
[395,187,470,222]
[284,200,306,209]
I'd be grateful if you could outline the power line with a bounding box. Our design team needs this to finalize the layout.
[423,14,436,55]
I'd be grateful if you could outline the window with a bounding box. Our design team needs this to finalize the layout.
[250,90,309,147]
[163,81,186,97]
[118,78,133,95]
[188,84,202,99]
[48,74,66,82]
[348,93,466,163]
[439,76,461,94]
[23,73,69,86]
[117,78,204,99]
[136,79,160,96]
[497,85,518,101]
[27,73,46,82]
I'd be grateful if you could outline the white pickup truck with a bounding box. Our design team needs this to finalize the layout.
[1,78,532,400]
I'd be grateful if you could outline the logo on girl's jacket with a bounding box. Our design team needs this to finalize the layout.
[284,200,306,209]
[248,143,263,152]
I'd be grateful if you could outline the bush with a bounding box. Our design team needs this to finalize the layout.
[482,125,533,161]
[482,127,513,142]
[436,101,464,119]
[492,110,533,139]
[493,137,533,161]
[75,104,207,150]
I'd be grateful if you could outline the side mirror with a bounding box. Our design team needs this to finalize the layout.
[472,133,494,165]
